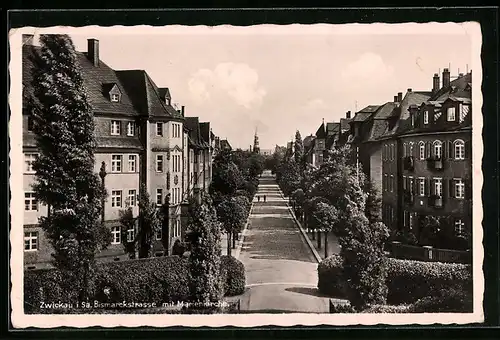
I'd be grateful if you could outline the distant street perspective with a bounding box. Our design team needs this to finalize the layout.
[238,171,328,313]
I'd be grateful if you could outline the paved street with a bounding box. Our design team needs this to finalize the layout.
[237,170,329,313]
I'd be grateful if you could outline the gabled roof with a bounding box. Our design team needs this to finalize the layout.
[303,134,315,149]
[315,122,326,139]
[326,122,340,136]
[373,102,398,120]
[199,122,211,145]
[116,70,183,119]
[158,87,171,101]
[23,45,139,115]
[220,139,232,151]
[351,105,380,123]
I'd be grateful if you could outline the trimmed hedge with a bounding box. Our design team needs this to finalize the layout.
[408,287,473,313]
[318,254,472,305]
[25,255,246,314]
[221,255,246,296]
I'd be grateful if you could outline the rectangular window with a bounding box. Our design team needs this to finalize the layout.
[27,115,34,131]
[156,155,164,172]
[111,120,121,135]
[455,179,465,199]
[111,190,122,208]
[127,155,137,172]
[127,227,135,242]
[24,192,38,211]
[156,188,163,206]
[447,106,456,121]
[418,178,425,196]
[156,122,163,136]
[111,155,122,172]
[111,93,120,102]
[24,153,38,173]
[409,177,414,194]
[424,110,429,124]
[127,189,137,207]
[455,219,465,236]
[434,178,442,197]
[24,231,38,251]
[455,141,465,160]
[111,226,121,244]
[127,121,135,136]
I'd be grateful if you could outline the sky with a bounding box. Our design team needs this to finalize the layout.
[46,25,473,150]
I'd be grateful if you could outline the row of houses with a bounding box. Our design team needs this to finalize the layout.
[22,36,232,269]
[296,68,473,250]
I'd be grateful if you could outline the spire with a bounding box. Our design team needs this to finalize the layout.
[253,126,260,154]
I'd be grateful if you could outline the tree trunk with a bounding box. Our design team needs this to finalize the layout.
[232,231,237,249]
[227,232,232,256]
[317,230,321,249]
[324,231,329,259]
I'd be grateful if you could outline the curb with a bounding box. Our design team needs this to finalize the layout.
[234,201,254,260]
[278,187,322,263]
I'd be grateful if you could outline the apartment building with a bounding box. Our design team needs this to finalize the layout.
[22,37,216,268]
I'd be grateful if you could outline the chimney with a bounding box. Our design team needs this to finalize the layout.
[442,68,450,88]
[22,34,34,46]
[394,96,398,103]
[181,106,185,117]
[408,88,412,93]
[87,39,99,67]
[432,73,440,93]
[397,92,403,102]
[346,111,351,119]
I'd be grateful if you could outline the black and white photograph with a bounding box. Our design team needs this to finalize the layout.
[9,21,483,327]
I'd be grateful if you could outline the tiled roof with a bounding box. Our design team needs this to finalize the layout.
[303,135,315,149]
[366,119,388,142]
[158,87,171,100]
[23,45,139,116]
[199,122,211,144]
[373,102,398,119]
[315,122,326,139]
[96,137,143,149]
[116,70,183,119]
[326,122,340,136]
[340,118,352,131]
[185,117,208,148]
[432,72,472,102]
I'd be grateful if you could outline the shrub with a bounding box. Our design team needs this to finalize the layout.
[318,254,472,305]
[220,255,246,296]
[408,287,473,313]
[25,254,246,314]
[386,258,472,304]
[317,255,347,298]
[362,304,410,313]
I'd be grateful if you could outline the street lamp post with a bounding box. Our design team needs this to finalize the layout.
[99,161,107,223]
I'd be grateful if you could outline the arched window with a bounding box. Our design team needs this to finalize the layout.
[454,139,465,160]
[409,142,414,157]
[433,140,442,159]
[418,141,425,160]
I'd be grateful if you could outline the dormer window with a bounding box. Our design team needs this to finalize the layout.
[104,83,122,103]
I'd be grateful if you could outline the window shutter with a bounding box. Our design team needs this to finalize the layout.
[426,142,431,158]
[465,140,471,159]
[465,179,472,199]
[448,141,453,159]
[449,179,454,198]
[442,179,447,199]
[425,178,430,196]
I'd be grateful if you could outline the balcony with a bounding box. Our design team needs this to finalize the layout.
[403,190,415,205]
[426,156,443,171]
[429,195,443,208]
[403,156,414,171]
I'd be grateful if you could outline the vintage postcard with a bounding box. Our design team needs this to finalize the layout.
[9,22,483,328]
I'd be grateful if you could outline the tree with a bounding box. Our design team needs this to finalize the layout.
[312,202,339,258]
[29,34,108,302]
[294,130,304,166]
[291,188,306,219]
[186,193,223,304]
[210,155,245,197]
[277,159,301,197]
[247,153,265,179]
[119,207,137,259]
[365,181,383,224]
[136,184,162,258]
[216,196,247,255]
